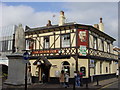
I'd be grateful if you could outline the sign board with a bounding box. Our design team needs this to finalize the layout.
[90,60,95,67]
[79,45,87,56]
[32,49,58,54]
[78,29,88,47]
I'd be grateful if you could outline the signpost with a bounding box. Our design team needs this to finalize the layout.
[23,51,30,90]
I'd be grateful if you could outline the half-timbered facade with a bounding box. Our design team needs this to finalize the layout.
[25,11,118,82]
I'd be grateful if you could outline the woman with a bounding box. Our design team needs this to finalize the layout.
[59,70,65,87]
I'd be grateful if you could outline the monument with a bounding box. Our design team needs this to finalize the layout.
[5,24,28,85]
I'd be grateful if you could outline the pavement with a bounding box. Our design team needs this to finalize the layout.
[2,77,119,90]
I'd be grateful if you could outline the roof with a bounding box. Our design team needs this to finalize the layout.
[25,22,116,42]
[33,56,52,66]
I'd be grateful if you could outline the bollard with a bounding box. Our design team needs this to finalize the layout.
[73,76,75,90]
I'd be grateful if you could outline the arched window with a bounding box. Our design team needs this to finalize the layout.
[61,61,70,74]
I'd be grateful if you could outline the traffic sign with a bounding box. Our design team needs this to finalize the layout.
[23,51,30,60]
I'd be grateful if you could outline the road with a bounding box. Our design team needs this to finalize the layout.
[100,80,120,89]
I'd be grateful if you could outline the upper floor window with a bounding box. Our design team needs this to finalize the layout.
[62,34,70,48]
[93,36,97,49]
[44,36,49,49]
[26,39,34,50]
[0,40,13,52]
[101,40,104,51]
[107,42,110,53]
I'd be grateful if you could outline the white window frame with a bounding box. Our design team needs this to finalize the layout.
[44,37,49,49]
[61,34,70,48]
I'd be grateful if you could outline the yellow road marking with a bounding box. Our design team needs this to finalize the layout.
[98,81,119,90]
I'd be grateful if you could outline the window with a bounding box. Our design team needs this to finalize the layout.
[8,40,12,51]
[106,67,108,73]
[62,34,70,47]
[101,40,104,51]
[109,62,111,73]
[93,36,97,49]
[100,62,102,74]
[44,36,49,49]
[107,43,110,53]
[26,40,29,50]
[2,40,8,52]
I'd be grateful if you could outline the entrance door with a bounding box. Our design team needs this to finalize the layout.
[40,64,50,82]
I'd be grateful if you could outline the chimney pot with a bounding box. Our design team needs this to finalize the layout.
[99,17,104,32]
[94,24,99,29]
[60,11,64,16]
[46,20,52,26]
[100,17,102,23]
[59,11,65,26]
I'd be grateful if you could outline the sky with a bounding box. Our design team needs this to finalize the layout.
[0,2,119,46]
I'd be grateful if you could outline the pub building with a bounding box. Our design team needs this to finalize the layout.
[25,11,118,83]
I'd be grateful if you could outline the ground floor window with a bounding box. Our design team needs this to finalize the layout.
[61,61,70,75]
[100,61,102,74]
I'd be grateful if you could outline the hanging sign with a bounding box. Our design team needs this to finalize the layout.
[79,45,87,56]
[77,29,88,47]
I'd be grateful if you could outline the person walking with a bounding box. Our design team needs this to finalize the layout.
[27,69,32,84]
[79,71,83,86]
[76,71,80,87]
[64,71,69,88]
[59,70,65,87]
[116,69,119,78]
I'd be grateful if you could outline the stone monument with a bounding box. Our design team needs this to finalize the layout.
[5,24,27,85]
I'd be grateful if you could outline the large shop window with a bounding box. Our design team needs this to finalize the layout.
[62,34,70,48]
[93,36,97,49]
[44,36,49,49]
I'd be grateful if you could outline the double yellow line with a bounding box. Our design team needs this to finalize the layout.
[98,80,119,90]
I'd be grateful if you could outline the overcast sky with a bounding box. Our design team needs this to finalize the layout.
[0,2,118,46]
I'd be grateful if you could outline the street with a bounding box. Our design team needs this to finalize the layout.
[100,80,119,89]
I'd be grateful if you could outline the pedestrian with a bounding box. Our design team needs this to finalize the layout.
[76,71,80,87]
[27,69,32,84]
[116,69,119,78]
[74,71,77,89]
[64,71,69,88]
[59,70,65,87]
[42,73,46,83]
[79,71,83,86]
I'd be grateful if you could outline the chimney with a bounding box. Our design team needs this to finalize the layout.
[46,20,52,26]
[98,17,104,32]
[93,24,99,29]
[59,11,66,26]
